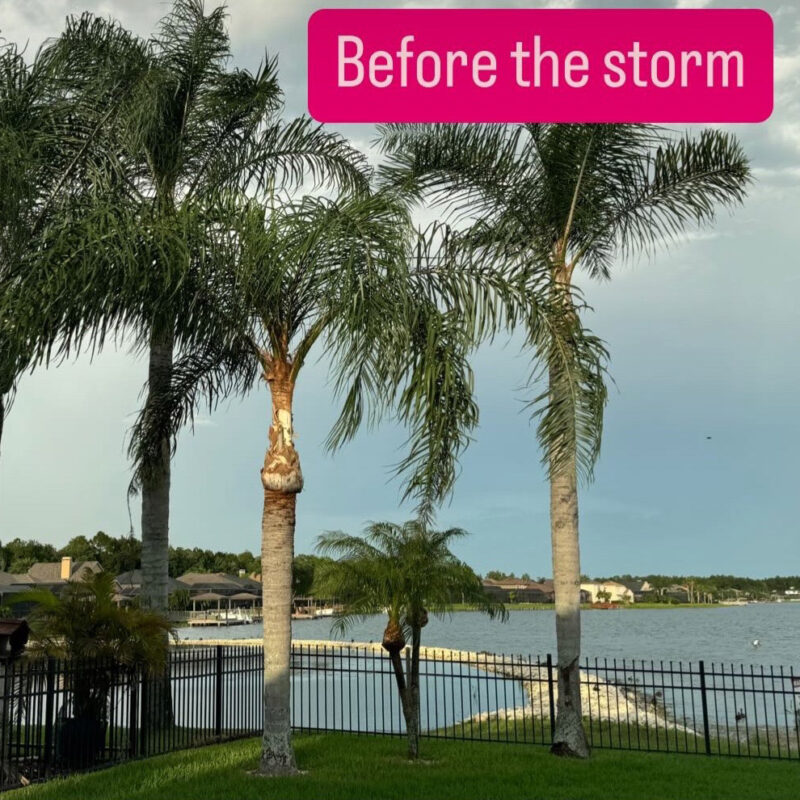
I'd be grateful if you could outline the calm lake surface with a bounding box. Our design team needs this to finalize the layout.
[179,603,800,667]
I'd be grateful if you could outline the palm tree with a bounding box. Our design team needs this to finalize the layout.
[13,0,365,613]
[315,520,505,760]
[132,183,528,773]
[378,123,751,756]
[15,570,173,766]
[0,36,111,459]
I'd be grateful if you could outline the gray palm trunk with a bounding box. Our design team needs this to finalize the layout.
[547,254,591,758]
[140,325,175,613]
[386,628,421,760]
[549,447,590,757]
[259,358,303,775]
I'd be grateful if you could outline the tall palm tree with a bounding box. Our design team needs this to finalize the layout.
[13,0,365,613]
[378,123,751,756]
[315,520,505,760]
[132,183,537,773]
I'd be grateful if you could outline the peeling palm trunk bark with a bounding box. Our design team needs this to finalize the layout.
[140,325,174,614]
[260,357,302,776]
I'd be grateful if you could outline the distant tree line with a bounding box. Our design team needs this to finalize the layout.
[484,570,549,583]
[483,569,800,598]
[0,533,335,593]
[595,574,800,599]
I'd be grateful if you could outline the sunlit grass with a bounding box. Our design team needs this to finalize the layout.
[7,732,798,800]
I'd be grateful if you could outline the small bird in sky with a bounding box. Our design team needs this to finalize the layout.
[706,436,712,440]
[752,639,761,648]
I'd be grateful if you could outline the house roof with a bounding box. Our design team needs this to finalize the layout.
[582,580,631,590]
[0,571,22,587]
[0,583,31,594]
[24,560,102,585]
[192,591,227,602]
[483,578,554,593]
[618,579,652,594]
[176,572,261,593]
[114,570,183,593]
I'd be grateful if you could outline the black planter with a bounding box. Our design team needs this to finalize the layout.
[57,716,108,768]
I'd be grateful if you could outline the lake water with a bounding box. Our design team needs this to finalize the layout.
[179,603,800,668]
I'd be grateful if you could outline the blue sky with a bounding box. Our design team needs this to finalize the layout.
[0,0,798,578]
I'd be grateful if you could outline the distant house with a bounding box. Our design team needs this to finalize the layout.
[114,570,185,603]
[176,571,262,598]
[482,578,556,604]
[664,584,691,603]
[617,579,655,602]
[580,581,635,604]
[16,557,102,593]
[0,571,31,605]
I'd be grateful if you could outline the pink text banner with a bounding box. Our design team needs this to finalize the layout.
[307,8,773,123]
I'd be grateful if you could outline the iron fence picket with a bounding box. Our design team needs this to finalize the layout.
[2,643,800,792]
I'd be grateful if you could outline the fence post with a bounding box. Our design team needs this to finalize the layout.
[139,670,149,756]
[546,654,556,739]
[0,659,12,771]
[129,672,139,758]
[42,658,56,771]
[698,660,712,755]
[215,645,223,739]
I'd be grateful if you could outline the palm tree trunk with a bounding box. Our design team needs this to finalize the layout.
[139,324,175,732]
[547,252,590,758]
[549,448,590,758]
[140,325,174,613]
[407,626,422,760]
[387,647,419,760]
[259,356,303,776]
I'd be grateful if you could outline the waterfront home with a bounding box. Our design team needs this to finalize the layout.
[580,580,635,604]
[618,579,655,601]
[14,556,102,593]
[176,571,262,598]
[0,571,31,606]
[664,584,692,603]
[482,578,556,603]
[114,569,186,604]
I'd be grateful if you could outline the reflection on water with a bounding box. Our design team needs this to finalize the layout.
[179,604,800,667]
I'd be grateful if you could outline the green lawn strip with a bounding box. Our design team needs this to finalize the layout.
[446,602,716,611]
[6,732,799,800]
[435,716,797,758]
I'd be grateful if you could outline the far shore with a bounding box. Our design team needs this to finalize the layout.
[446,602,720,611]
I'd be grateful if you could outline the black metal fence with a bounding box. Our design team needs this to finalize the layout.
[2,644,800,790]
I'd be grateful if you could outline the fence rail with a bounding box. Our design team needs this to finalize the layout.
[2,644,799,790]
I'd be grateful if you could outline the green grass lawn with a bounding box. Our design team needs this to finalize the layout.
[7,733,799,800]
[447,602,716,611]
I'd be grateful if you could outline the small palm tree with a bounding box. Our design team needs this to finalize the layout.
[316,521,506,760]
[15,571,173,766]
[379,122,751,757]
